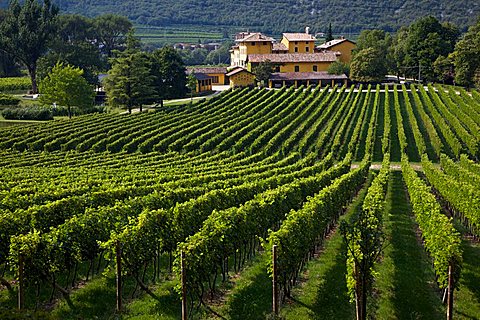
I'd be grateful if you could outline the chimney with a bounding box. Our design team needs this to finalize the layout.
[305,26,310,35]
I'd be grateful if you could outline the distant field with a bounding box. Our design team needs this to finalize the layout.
[134,25,359,47]
[135,25,226,46]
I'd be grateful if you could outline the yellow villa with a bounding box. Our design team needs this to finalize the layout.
[230,32,275,68]
[228,29,355,88]
[281,32,316,53]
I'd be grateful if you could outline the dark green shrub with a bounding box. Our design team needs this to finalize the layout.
[0,94,21,106]
[2,106,53,120]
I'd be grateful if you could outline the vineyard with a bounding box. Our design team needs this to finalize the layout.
[0,84,479,319]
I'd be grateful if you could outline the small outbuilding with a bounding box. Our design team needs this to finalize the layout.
[186,67,228,85]
[192,73,213,93]
[226,68,256,88]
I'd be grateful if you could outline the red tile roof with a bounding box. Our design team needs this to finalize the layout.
[317,38,356,49]
[235,32,274,43]
[282,33,316,41]
[272,43,288,51]
[248,52,338,63]
[226,67,254,77]
[187,67,228,74]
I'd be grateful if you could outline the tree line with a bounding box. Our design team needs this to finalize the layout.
[0,0,188,116]
[349,15,480,87]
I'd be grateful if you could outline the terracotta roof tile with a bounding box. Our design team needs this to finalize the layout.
[235,32,274,43]
[226,67,254,77]
[272,43,288,51]
[248,52,337,63]
[283,33,316,41]
[317,38,356,49]
[187,67,228,74]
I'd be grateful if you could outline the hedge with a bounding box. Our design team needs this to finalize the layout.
[2,107,53,121]
[0,94,21,106]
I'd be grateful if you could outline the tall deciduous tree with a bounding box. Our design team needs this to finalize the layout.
[451,17,480,87]
[392,16,459,82]
[433,55,454,84]
[38,14,105,85]
[39,62,94,119]
[94,14,133,58]
[350,47,387,83]
[0,0,58,93]
[328,61,350,76]
[353,29,393,76]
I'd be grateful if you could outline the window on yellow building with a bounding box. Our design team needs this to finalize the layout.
[263,41,267,45]
[212,76,219,83]
[313,65,318,72]
[275,66,280,72]
[252,42,256,46]
[295,47,298,52]
[294,66,300,72]
[306,46,309,52]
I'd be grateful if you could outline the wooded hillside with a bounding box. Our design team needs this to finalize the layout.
[13,0,479,34]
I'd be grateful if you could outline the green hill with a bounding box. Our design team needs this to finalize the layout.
[45,0,480,34]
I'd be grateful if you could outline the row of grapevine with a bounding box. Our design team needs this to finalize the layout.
[418,86,462,157]
[427,85,479,157]
[174,156,351,302]
[423,154,480,236]
[343,153,389,319]
[409,85,443,157]
[401,154,462,289]
[438,86,480,136]
[266,157,370,298]
[402,85,426,156]
[331,85,366,156]
[5,151,330,286]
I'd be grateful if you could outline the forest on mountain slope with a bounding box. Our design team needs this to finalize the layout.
[16,0,480,34]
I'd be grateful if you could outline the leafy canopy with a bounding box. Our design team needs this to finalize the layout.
[0,0,59,93]
[451,17,480,87]
[350,47,387,83]
[39,62,94,119]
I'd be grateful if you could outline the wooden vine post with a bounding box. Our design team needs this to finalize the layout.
[446,263,454,320]
[18,254,25,310]
[181,251,188,320]
[116,240,122,313]
[272,245,279,316]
